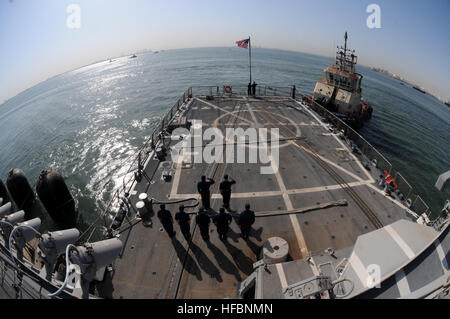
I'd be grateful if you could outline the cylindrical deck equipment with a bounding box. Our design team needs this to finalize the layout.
[6,168,34,211]
[36,170,77,224]
[261,237,289,264]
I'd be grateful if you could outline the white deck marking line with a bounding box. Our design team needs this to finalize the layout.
[308,256,321,276]
[143,149,154,168]
[245,101,261,127]
[260,122,318,126]
[170,119,199,198]
[395,270,411,297]
[276,263,288,289]
[254,114,366,185]
[269,152,309,258]
[196,98,253,125]
[241,100,363,185]
[434,239,449,271]
[181,151,199,156]
[172,103,372,201]
[385,225,416,259]
[365,183,418,218]
[348,252,369,288]
[259,113,365,183]
[288,180,369,194]
[290,142,365,182]
[170,180,372,199]
[294,100,374,183]
[170,148,184,198]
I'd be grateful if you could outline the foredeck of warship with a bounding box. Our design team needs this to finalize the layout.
[98,95,418,299]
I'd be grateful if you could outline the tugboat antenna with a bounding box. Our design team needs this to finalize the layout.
[344,31,348,54]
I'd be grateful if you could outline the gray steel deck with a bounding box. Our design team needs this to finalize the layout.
[98,95,419,299]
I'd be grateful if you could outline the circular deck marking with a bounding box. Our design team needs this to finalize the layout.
[213,109,301,149]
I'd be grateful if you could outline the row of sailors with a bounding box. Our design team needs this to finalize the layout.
[157,203,256,242]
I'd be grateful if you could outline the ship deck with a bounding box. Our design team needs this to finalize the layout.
[96,95,418,299]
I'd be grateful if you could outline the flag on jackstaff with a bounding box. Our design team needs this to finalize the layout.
[236,38,250,49]
[236,37,252,83]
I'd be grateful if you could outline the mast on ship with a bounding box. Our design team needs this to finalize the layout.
[336,31,357,74]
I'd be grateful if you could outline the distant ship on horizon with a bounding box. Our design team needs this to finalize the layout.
[412,85,427,94]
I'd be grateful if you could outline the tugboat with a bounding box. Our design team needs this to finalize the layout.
[312,32,373,128]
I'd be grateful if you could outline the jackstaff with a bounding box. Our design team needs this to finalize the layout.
[236,36,252,83]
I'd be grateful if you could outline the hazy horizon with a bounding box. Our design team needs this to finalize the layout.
[1,0,449,103]
[0,45,435,105]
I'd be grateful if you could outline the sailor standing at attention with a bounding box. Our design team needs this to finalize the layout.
[195,207,211,241]
[157,204,176,238]
[175,205,191,240]
[197,176,215,210]
[238,203,255,240]
[219,174,236,210]
[251,81,257,96]
[213,207,233,241]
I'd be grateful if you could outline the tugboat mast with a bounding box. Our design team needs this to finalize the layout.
[344,31,348,56]
[336,31,356,74]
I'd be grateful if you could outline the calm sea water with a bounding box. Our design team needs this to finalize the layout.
[0,47,449,231]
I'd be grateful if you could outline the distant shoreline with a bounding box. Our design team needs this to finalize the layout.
[369,67,448,105]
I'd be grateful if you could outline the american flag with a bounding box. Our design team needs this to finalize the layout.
[236,38,250,49]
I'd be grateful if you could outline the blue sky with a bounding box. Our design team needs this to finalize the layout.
[1,0,449,103]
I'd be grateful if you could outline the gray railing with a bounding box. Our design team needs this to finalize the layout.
[117,88,192,198]
[84,87,193,240]
[190,85,294,97]
[0,248,70,299]
[295,94,432,218]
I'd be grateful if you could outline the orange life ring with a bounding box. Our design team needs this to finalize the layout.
[224,86,232,93]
